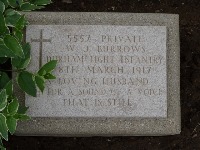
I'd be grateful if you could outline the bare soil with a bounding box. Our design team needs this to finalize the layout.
[4,0,200,149]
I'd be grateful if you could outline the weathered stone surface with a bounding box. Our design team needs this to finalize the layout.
[15,12,180,136]
[26,25,167,118]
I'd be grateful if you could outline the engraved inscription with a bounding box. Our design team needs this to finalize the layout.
[31,29,51,68]
[26,25,167,117]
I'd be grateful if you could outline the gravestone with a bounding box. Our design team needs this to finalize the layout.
[15,12,180,136]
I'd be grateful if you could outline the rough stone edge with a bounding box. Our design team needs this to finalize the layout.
[14,12,181,136]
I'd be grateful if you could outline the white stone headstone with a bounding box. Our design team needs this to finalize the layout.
[26,25,167,118]
[16,12,180,136]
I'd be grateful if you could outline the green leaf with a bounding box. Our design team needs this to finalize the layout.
[0,72,9,89]
[44,73,56,79]
[35,75,45,92]
[0,0,9,8]
[3,35,24,58]
[17,105,28,114]
[0,57,8,64]
[15,15,26,30]
[39,70,46,76]
[0,39,16,57]
[5,10,21,27]
[4,80,12,96]
[17,71,36,97]
[12,43,31,69]
[0,1,5,13]
[0,138,5,150]
[8,98,19,115]
[16,0,23,6]
[38,60,57,76]
[8,0,18,8]
[1,104,7,114]
[6,116,16,135]
[20,2,44,11]
[0,12,8,35]
[0,89,7,112]
[13,113,30,120]
[13,28,23,42]
[0,113,8,141]
[0,44,16,57]
[0,144,6,150]
[0,138,2,145]
[0,137,3,143]
[5,13,21,27]
[0,145,6,150]
[31,0,52,5]
[5,8,19,16]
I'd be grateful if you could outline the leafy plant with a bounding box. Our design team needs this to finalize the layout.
[0,0,56,149]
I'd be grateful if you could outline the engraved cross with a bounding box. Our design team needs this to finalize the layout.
[31,29,51,68]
